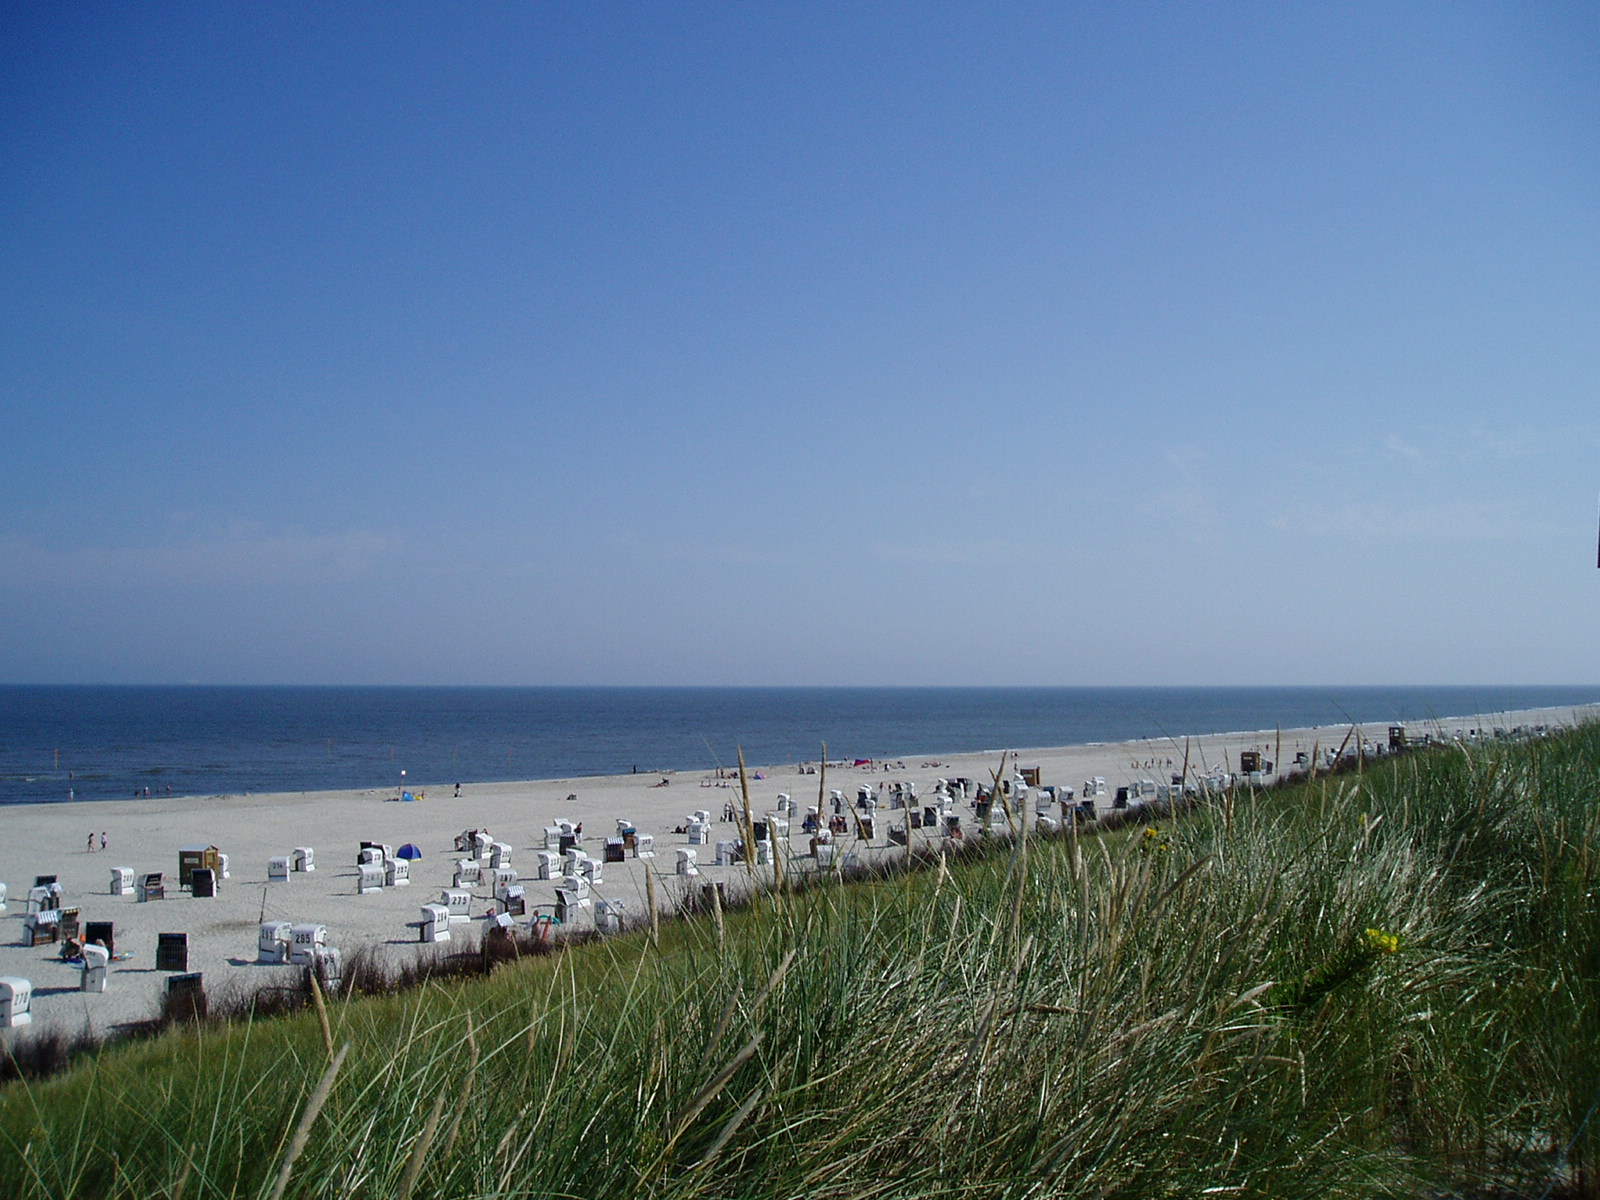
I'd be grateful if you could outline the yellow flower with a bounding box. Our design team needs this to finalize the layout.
[1363,927,1401,954]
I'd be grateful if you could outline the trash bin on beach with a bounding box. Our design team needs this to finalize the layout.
[165,972,207,1020]
[0,977,33,1027]
[85,921,114,955]
[156,932,189,971]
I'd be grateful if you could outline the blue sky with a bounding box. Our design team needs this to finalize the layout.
[2,3,1596,685]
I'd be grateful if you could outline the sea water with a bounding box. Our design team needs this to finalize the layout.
[1,685,1595,806]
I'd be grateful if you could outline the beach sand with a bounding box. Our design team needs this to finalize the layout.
[1,704,1592,1038]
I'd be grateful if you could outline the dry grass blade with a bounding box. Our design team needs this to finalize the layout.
[647,1032,766,1178]
[267,1040,349,1200]
[691,1084,765,1172]
[439,1009,480,1160]
[1152,854,1213,913]
[737,746,760,884]
[395,1088,448,1200]
[309,970,334,1061]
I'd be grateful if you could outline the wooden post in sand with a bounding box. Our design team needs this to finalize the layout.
[645,863,659,946]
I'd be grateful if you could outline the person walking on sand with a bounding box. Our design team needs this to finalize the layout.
[100,831,107,852]
[87,831,95,852]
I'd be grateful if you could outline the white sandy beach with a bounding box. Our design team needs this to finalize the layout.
[1,704,1592,1039]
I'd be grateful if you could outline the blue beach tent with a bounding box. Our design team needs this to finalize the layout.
[397,843,423,860]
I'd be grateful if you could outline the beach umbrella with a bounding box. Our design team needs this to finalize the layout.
[397,843,423,859]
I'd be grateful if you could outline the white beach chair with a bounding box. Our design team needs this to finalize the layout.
[289,923,328,965]
[676,848,699,877]
[80,942,110,993]
[536,850,561,880]
[441,888,472,923]
[356,863,385,894]
[109,866,135,896]
[258,921,293,963]
[292,847,316,873]
[268,856,291,882]
[634,833,655,858]
[420,903,451,943]
[595,897,626,934]
[385,857,410,887]
[0,978,33,1027]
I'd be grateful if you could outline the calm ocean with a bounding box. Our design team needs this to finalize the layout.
[1,685,1594,807]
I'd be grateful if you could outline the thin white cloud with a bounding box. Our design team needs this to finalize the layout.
[1267,499,1551,542]
[1382,433,1424,460]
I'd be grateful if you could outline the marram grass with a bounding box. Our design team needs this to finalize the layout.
[3,724,1600,1198]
